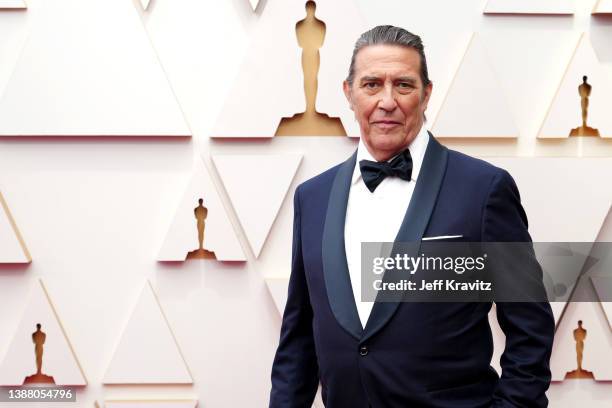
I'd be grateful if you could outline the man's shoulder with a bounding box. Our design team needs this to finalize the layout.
[445,147,510,183]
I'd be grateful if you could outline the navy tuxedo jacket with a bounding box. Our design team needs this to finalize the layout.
[270,135,554,408]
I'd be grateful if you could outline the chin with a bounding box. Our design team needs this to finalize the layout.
[370,133,408,150]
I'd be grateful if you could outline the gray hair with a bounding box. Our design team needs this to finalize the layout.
[346,25,431,89]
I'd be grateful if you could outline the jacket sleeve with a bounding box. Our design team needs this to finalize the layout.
[269,186,319,408]
[482,170,555,408]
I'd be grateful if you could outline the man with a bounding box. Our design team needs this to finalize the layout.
[270,25,554,407]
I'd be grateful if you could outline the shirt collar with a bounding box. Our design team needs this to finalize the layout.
[351,125,430,186]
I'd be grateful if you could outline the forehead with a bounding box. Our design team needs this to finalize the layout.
[353,44,422,79]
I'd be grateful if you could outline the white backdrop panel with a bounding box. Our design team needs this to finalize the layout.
[539,34,612,138]
[0,279,86,386]
[0,0,189,136]
[484,0,575,14]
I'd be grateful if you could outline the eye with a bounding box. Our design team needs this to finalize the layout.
[397,82,414,89]
[364,82,380,89]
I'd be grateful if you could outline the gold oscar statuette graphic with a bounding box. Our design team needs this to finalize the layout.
[23,323,55,385]
[569,76,600,137]
[275,1,346,136]
[186,198,216,260]
[565,320,595,379]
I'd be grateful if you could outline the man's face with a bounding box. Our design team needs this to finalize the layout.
[343,44,432,161]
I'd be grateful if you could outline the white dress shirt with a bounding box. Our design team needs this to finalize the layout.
[344,126,429,329]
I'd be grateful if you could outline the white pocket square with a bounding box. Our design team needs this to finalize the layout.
[422,235,463,241]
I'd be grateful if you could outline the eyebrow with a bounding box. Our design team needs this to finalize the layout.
[360,76,381,82]
[359,75,418,83]
[396,76,417,84]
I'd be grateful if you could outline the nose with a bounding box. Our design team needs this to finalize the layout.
[378,83,397,112]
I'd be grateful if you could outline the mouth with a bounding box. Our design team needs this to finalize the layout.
[372,121,402,130]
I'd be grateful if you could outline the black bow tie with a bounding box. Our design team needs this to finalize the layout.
[359,149,413,193]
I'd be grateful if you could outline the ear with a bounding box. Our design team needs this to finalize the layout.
[343,80,353,111]
[421,81,433,110]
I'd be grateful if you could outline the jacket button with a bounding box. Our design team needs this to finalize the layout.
[359,345,369,356]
